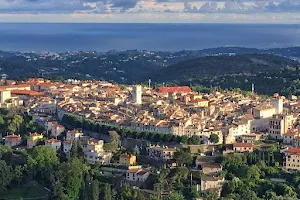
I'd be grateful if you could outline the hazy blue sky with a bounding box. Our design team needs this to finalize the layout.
[0,0,300,23]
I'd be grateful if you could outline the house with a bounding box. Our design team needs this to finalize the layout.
[66,129,83,140]
[233,142,254,153]
[283,129,299,145]
[200,175,224,195]
[236,134,258,144]
[269,114,295,140]
[126,166,150,182]
[84,151,112,165]
[158,86,192,94]
[201,163,223,176]
[147,145,176,160]
[63,140,73,153]
[195,156,217,169]
[81,138,104,153]
[284,148,300,171]
[27,133,43,149]
[51,124,65,138]
[119,154,137,166]
[5,134,21,147]
[45,138,61,150]
[44,121,65,138]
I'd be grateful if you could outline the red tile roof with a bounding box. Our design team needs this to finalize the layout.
[11,90,44,96]
[233,142,253,148]
[0,84,30,91]
[158,86,192,93]
[285,148,300,155]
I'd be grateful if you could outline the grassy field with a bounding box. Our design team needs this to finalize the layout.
[0,181,49,200]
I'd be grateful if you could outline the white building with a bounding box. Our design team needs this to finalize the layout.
[66,129,83,140]
[63,140,73,153]
[132,85,142,104]
[126,167,150,182]
[84,151,112,165]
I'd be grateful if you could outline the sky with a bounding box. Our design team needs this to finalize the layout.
[0,0,300,23]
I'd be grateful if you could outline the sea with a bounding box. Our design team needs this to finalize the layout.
[0,23,300,52]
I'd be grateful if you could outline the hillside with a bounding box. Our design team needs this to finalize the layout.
[150,54,300,95]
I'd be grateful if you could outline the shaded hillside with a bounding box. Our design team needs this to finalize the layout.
[151,54,298,83]
[150,54,300,95]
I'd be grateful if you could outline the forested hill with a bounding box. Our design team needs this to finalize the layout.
[150,54,298,82]
[149,54,300,96]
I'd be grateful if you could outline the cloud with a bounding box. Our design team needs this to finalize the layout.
[265,0,300,12]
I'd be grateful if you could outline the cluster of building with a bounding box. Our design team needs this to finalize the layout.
[2,78,300,196]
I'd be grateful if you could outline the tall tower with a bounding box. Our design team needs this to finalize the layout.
[271,98,283,114]
[251,83,255,94]
[148,79,151,89]
[132,85,142,104]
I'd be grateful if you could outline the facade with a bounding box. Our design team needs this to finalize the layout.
[66,129,83,140]
[200,176,224,194]
[132,85,142,105]
[269,114,294,140]
[284,148,300,171]
[63,140,73,153]
[84,151,112,164]
[126,166,150,182]
[119,154,137,166]
[0,90,11,104]
[253,106,276,119]
[27,133,43,149]
[81,138,104,153]
[201,163,223,176]
[5,134,21,147]
[233,142,254,153]
[147,145,176,160]
[45,138,61,150]
[271,98,283,115]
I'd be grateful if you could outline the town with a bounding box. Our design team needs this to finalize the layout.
[1,78,300,200]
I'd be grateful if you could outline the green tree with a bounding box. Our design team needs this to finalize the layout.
[209,134,219,144]
[164,192,185,200]
[55,157,85,200]
[190,135,200,145]
[104,131,120,152]
[0,160,13,194]
[180,136,189,144]
[7,115,24,134]
[173,149,192,167]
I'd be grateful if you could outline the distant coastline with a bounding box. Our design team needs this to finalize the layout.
[0,23,300,52]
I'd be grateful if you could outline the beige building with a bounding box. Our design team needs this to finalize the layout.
[200,176,224,194]
[269,114,294,140]
[284,148,300,171]
[119,154,137,166]
[201,163,223,176]
[45,138,61,150]
[253,106,276,119]
[5,134,21,147]
[27,133,43,149]
[81,138,104,153]
[233,142,254,153]
[147,145,176,160]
